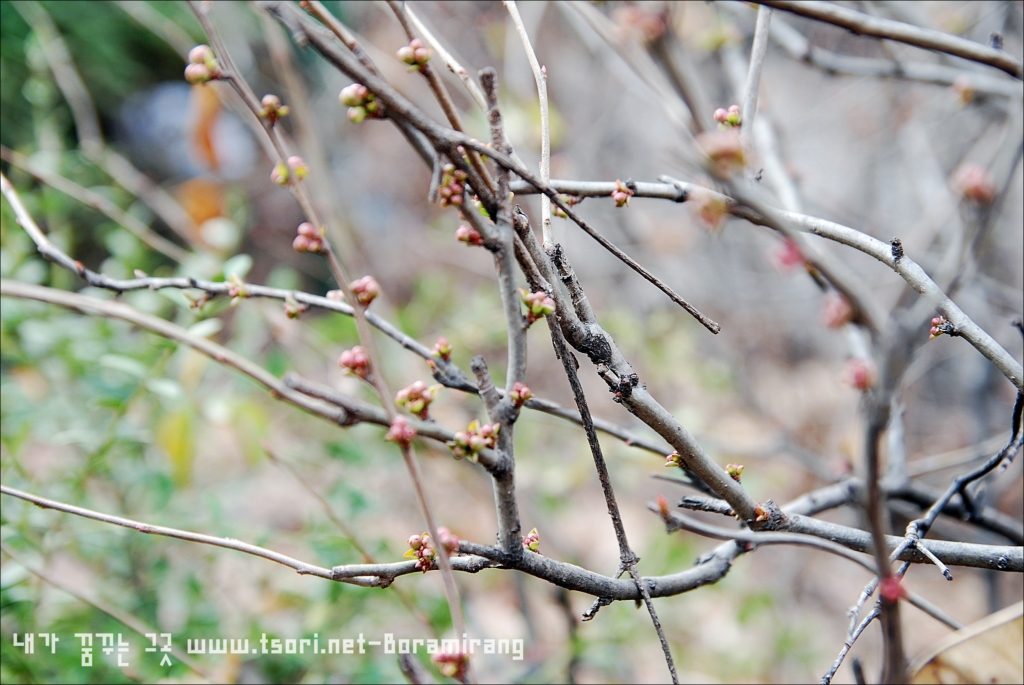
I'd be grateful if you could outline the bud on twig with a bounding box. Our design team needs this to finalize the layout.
[385,416,416,447]
[664,451,684,468]
[185,45,220,84]
[509,382,533,407]
[338,346,370,380]
[726,463,744,482]
[519,289,555,325]
[287,156,309,180]
[522,527,540,552]
[397,38,432,71]
[697,130,746,178]
[929,315,957,340]
[349,276,380,307]
[447,420,499,460]
[455,224,483,246]
[293,222,324,253]
[842,358,877,390]
[714,104,742,128]
[953,163,996,204]
[431,337,452,362]
[821,293,855,329]
[611,179,634,208]
[259,94,290,124]
[395,381,441,419]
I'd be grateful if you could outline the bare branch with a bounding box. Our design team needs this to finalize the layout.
[741,6,773,151]
[755,0,1023,79]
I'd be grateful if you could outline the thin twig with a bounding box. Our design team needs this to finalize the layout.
[755,0,1023,79]
[1,146,189,262]
[741,6,772,152]
[504,0,553,249]
[548,319,677,682]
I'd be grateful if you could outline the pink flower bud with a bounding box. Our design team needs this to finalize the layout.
[188,45,215,66]
[184,63,213,85]
[522,527,540,552]
[697,130,746,178]
[408,534,423,550]
[612,179,634,207]
[843,358,877,391]
[771,237,806,271]
[339,83,369,107]
[879,576,906,603]
[436,526,459,554]
[432,337,452,361]
[714,108,728,123]
[953,163,996,204]
[396,45,415,64]
[287,156,309,179]
[455,224,483,246]
[292,235,311,252]
[664,451,683,468]
[339,346,370,379]
[349,275,380,306]
[821,293,855,329]
[385,416,416,446]
[510,382,533,407]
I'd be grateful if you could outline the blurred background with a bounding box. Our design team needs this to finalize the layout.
[1,1,1022,682]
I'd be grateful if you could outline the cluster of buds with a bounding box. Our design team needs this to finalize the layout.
[843,358,876,391]
[953,163,996,204]
[385,416,416,447]
[283,294,308,320]
[293,222,324,253]
[227,274,249,305]
[405,528,459,573]
[349,275,380,307]
[552,193,582,219]
[726,463,744,482]
[520,289,555,325]
[438,164,468,207]
[771,237,806,271]
[821,293,855,329]
[929,315,956,340]
[697,129,746,178]
[714,104,742,129]
[455,224,482,246]
[339,83,381,123]
[431,337,452,362]
[395,381,441,419]
[338,346,370,380]
[259,94,290,124]
[522,527,540,552]
[611,179,634,208]
[432,652,470,680]
[448,420,500,460]
[184,45,220,85]
[509,382,533,407]
[664,451,684,468]
[397,38,432,71]
[272,157,310,186]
